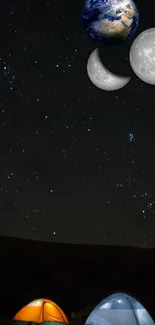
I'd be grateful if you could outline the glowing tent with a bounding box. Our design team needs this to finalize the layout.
[13,298,68,324]
[85,292,154,325]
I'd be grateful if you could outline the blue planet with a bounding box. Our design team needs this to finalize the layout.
[82,0,139,45]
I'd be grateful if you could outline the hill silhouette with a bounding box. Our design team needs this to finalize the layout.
[0,235,155,323]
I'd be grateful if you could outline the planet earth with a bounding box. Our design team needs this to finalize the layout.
[82,0,139,45]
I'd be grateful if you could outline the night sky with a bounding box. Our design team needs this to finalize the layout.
[0,0,155,248]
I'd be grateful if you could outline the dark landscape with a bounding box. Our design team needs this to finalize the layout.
[0,236,155,323]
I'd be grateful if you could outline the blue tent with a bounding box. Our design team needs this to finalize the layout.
[85,292,154,325]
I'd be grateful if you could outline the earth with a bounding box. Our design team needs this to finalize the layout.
[82,0,139,45]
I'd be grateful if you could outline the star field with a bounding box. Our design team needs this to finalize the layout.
[0,0,154,248]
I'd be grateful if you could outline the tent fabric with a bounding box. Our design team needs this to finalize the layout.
[13,299,68,324]
[12,322,38,325]
[40,322,67,325]
[85,292,154,325]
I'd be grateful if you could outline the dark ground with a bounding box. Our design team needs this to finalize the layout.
[0,236,155,323]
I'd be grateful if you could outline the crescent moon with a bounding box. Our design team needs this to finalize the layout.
[87,48,131,91]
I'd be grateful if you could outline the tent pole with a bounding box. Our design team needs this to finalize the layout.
[126,296,140,325]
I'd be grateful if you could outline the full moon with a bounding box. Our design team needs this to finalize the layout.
[129,28,155,85]
[87,48,131,91]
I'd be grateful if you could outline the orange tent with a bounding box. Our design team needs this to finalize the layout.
[13,298,68,324]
